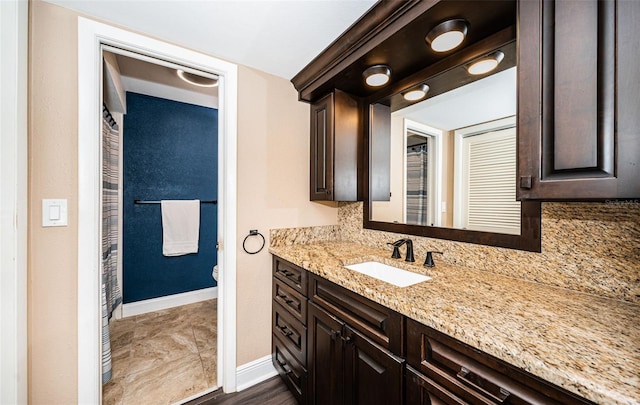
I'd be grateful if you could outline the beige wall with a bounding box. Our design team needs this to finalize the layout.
[28,1,337,402]
[29,2,79,403]
[235,65,337,364]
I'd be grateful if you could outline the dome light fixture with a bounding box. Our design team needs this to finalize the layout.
[177,69,219,87]
[363,65,392,87]
[466,51,505,75]
[402,84,430,101]
[425,19,468,52]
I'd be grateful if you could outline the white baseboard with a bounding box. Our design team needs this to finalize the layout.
[236,355,278,392]
[122,287,217,317]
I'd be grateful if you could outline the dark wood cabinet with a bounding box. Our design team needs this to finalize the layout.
[518,0,640,199]
[406,318,594,405]
[272,255,592,405]
[307,302,404,405]
[343,325,404,405]
[406,365,467,405]
[308,273,403,354]
[272,256,309,404]
[310,89,359,201]
[307,302,345,405]
[307,275,404,405]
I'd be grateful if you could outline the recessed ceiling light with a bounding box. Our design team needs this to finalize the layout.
[363,65,392,87]
[402,84,429,101]
[425,19,468,52]
[177,69,219,87]
[467,51,505,75]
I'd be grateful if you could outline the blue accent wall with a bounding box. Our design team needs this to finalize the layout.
[123,92,218,303]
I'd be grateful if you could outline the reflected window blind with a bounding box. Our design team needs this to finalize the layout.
[464,128,520,234]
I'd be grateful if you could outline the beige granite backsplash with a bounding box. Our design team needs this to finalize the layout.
[338,201,640,304]
[272,201,640,304]
[270,224,342,247]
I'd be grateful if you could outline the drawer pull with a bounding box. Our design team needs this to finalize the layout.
[279,269,300,282]
[276,293,294,304]
[276,359,293,375]
[278,324,294,337]
[457,367,511,403]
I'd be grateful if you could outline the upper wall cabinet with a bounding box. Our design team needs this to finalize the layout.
[518,0,640,200]
[310,89,359,201]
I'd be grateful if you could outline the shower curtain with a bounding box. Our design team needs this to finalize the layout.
[102,105,122,384]
[406,144,428,226]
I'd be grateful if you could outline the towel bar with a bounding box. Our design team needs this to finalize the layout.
[134,199,217,204]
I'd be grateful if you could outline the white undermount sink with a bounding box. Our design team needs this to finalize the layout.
[344,261,431,287]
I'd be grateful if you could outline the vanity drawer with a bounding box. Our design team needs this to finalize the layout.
[406,365,470,405]
[309,274,403,354]
[406,318,593,405]
[273,333,307,405]
[273,256,308,295]
[273,302,307,366]
[273,276,307,325]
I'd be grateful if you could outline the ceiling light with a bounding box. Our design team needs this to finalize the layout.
[177,69,219,87]
[363,65,392,87]
[425,19,468,52]
[466,51,505,75]
[402,84,429,101]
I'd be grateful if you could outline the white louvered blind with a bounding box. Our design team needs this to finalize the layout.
[462,127,520,235]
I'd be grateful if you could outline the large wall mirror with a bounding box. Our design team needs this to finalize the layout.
[364,33,541,252]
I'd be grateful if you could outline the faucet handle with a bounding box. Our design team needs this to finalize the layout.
[424,251,443,267]
[388,240,406,259]
[388,244,401,259]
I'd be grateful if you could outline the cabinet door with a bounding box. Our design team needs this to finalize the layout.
[307,302,344,405]
[343,326,404,405]
[310,93,335,201]
[518,0,640,199]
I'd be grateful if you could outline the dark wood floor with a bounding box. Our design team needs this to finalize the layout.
[184,376,297,405]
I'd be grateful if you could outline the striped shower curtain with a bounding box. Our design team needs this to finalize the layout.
[406,145,428,226]
[102,105,122,384]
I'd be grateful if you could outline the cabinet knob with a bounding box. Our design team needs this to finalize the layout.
[519,176,532,189]
[340,334,353,344]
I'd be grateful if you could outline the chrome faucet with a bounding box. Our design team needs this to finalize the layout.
[388,238,415,262]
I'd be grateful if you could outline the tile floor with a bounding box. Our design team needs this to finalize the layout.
[103,299,218,405]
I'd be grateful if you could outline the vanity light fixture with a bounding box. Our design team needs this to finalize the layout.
[177,69,219,87]
[425,19,468,52]
[402,84,430,101]
[466,51,505,75]
[363,65,392,87]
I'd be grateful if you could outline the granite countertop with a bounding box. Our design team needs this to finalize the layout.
[270,242,640,405]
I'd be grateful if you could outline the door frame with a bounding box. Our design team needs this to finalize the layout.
[0,1,28,404]
[78,18,238,403]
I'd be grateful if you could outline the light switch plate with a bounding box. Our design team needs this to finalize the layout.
[42,199,68,227]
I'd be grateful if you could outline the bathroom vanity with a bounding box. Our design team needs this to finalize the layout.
[275,0,640,403]
[271,244,639,404]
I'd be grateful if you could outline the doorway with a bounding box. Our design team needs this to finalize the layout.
[78,18,238,404]
[101,49,220,404]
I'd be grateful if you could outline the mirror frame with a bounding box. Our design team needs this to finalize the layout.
[363,27,542,252]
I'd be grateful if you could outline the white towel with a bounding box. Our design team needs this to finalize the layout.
[161,200,200,256]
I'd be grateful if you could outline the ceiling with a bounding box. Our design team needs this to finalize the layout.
[396,67,517,131]
[44,0,378,80]
[109,51,220,108]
